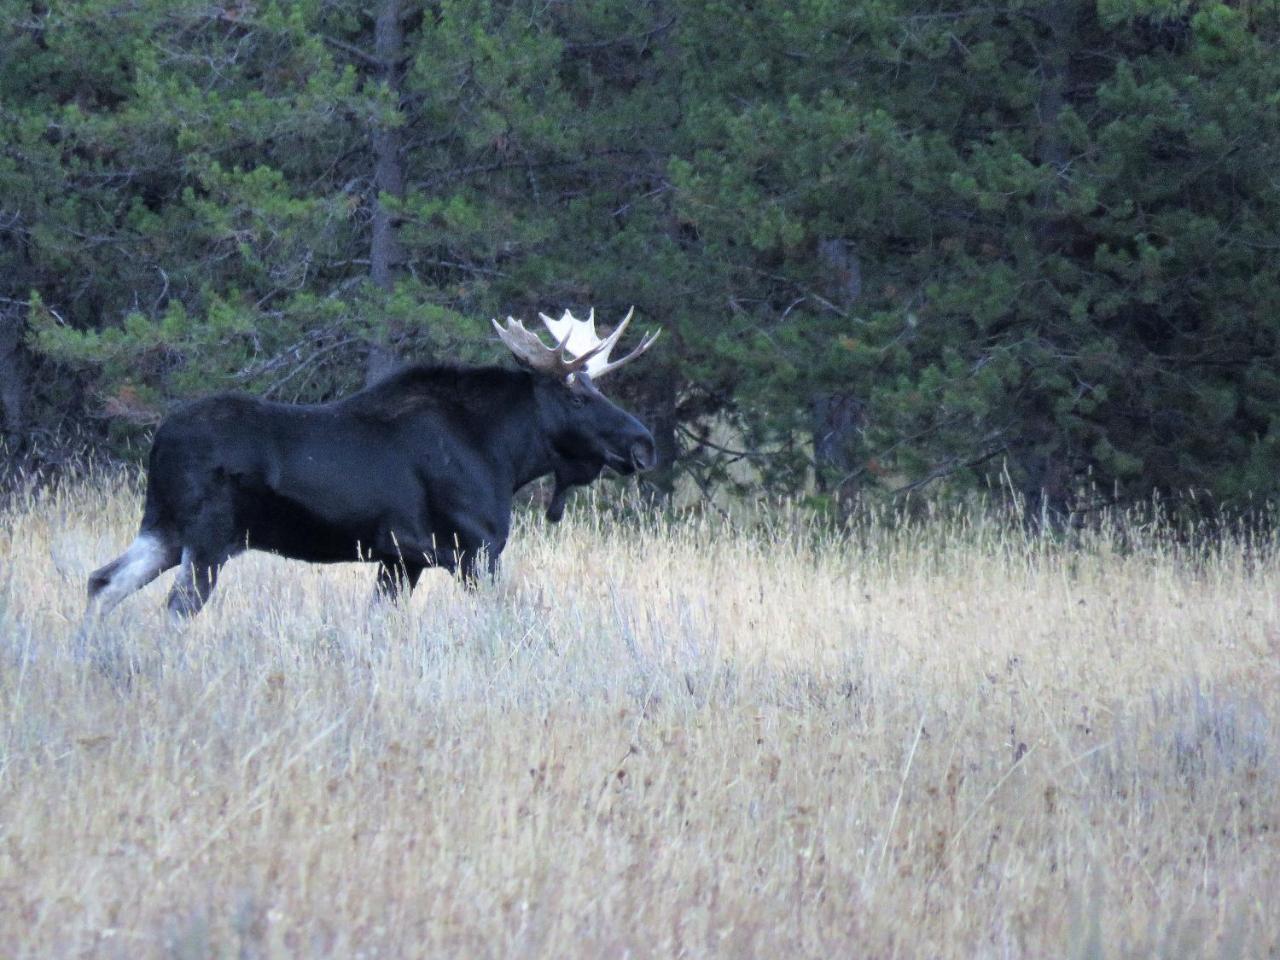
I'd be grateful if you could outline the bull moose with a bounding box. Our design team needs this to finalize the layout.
[78,308,659,635]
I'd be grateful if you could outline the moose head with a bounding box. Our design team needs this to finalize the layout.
[493,308,660,520]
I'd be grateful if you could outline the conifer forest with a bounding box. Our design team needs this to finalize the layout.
[3,1,1279,512]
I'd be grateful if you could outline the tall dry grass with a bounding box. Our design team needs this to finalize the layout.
[1,474,1278,958]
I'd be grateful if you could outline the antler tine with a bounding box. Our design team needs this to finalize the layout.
[591,306,633,364]
[492,317,560,374]
[502,306,658,381]
[493,316,604,378]
[592,325,660,378]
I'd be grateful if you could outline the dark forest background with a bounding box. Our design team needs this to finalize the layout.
[3,0,1279,515]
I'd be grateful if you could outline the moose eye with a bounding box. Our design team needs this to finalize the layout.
[570,392,586,408]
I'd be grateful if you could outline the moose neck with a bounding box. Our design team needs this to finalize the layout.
[490,371,559,493]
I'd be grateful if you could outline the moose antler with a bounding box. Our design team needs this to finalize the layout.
[538,307,660,379]
[491,316,607,380]
[494,307,660,381]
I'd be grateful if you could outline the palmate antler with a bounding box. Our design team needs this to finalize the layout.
[539,307,660,380]
[491,316,602,380]
[493,307,660,381]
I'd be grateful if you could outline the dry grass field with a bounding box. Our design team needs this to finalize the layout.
[2,475,1278,958]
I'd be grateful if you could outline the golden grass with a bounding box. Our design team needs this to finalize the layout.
[1,476,1278,958]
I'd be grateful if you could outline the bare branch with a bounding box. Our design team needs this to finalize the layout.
[676,424,784,461]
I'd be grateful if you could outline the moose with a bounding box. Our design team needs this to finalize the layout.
[78,308,659,635]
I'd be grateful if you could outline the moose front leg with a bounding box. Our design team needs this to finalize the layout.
[374,558,425,603]
[436,519,505,592]
[385,508,506,592]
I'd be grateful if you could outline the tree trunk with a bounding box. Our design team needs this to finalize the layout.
[365,0,406,385]
[1020,1,1076,519]
[0,306,29,458]
[811,391,861,499]
[637,375,678,506]
[1035,3,1073,179]
[812,237,863,510]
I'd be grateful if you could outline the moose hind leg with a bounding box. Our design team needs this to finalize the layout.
[166,486,246,621]
[78,532,180,641]
[167,549,234,621]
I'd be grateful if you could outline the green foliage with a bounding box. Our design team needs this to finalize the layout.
[671,0,1280,510]
[3,0,1280,511]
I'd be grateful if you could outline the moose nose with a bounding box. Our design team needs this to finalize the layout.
[630,435,657,472]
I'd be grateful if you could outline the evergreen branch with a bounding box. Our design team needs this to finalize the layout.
[890,444,1009,497]
[564,16,678,52]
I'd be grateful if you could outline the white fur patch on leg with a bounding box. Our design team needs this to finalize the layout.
[84,532,172,623]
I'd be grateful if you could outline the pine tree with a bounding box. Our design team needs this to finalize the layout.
[671,0,1280,511]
